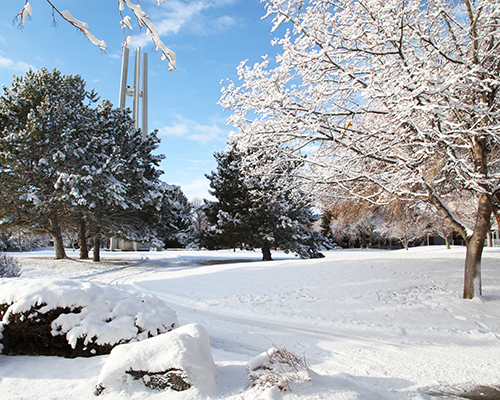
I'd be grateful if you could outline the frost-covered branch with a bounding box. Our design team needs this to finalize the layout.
[15,0,176,69]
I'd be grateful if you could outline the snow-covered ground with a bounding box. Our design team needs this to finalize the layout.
[1,246,499,399]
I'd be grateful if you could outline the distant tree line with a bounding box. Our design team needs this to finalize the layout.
[319,195,477,251]
[0,68,191,260]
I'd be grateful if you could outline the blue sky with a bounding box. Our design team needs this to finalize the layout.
[0,0,278,200]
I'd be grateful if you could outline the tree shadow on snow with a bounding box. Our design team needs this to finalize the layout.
[428,385,500,400]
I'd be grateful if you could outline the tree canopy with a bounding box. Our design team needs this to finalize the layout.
[220,0,500,298]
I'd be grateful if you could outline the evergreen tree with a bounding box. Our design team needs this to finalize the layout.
[63,100,167,260]
[152,184,192,248]
[0,69,182,261]
[202,147,255,251]
[0,68,97,259]
[203,145,329,260]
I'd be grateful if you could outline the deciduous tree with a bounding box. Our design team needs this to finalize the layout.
[220,0,500,298]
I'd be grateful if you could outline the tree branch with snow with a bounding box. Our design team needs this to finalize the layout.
[15,0,176,69]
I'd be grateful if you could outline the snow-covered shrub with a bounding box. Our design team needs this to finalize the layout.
[96,324,218,396]
[0,253,21,278]
[247,346,311,395]
[0,279,178,357]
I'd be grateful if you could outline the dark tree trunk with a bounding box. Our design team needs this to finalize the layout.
[93,237,101,262]
[445,236,451,250]
[48,215,66,259]
[463,194,492,299]
[79,218,89,260]
[361,233,368,249]
[261,244,273,261]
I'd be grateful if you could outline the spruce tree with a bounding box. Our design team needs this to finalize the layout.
[203,145,329,260]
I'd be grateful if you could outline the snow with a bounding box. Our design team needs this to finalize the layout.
[0,279,178,349]
[97,323,217,398]
[1,246,499,399]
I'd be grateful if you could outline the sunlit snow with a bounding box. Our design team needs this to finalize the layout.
[0,246,499,399]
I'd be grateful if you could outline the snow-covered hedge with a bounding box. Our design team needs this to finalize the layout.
[0,253,21,278]
[0,278,178,357]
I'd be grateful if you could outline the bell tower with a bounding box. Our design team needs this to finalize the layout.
[110,46,150,252]
[118,46,148,135]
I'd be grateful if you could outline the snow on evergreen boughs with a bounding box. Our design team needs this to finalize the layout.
[203,144,331,259]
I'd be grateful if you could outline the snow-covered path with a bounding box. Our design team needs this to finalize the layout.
[2,247,500,399]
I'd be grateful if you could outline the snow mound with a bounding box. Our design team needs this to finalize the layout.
[0,278,178,353]
[96,323,218,397]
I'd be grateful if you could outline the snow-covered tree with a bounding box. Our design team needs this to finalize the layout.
[60,100,166,261]
[15,0,176,69]
[0,69,179,261]
[152,184,192,248]
[202,146,256,251]
[220,0,500,298]
[203,144,329,260]
[190,197,209,235]
[0,68,98,259]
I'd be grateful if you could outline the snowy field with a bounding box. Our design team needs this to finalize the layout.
[1,246,499,399]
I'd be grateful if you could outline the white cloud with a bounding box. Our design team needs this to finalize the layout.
[0,55,33,72]
[158,115,228,143]
[128,0,238,48]
[212,15,236,31]
[178,178,214,201]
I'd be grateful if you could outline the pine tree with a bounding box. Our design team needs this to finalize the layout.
[203,145,329,260]
[152,184,192,248]
[64,100,166,260]
[0,69,178,261]
[0,68,97,259]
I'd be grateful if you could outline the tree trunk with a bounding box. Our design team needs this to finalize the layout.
[79,218,89,259]
[445,236,450,250]
[404,236,409,251]
[261,244,273,261]
[48,215,66,259]
[463,194,492,299]
[93,237,101,262]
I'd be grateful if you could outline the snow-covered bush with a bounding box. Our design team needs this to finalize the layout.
[0,279,178,357]
[0,253,21,278]
[248,346,311,395]
[96,324,218,396]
